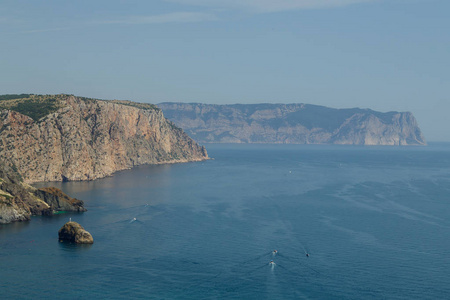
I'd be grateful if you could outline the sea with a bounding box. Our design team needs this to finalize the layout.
[1,143,450,299]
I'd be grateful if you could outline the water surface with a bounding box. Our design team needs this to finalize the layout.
[1,144,449,299]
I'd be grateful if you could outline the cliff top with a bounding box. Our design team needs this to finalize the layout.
[159,102,407,131]
[0,94,65,121]
[106,99,159,111]
[0,94,159,122]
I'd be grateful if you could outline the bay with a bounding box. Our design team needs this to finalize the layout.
[1,144,450,299]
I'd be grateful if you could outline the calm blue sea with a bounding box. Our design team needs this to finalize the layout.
[1,144,450,299]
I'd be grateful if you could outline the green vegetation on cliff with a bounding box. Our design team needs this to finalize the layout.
[106,99,159,111]
[0,94,65,121]
[0,94,160,122]
[0,94,33,101]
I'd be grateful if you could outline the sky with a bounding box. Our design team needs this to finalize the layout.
[0,0,449,141]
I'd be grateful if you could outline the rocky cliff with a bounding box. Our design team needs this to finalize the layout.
[0,162,86,224]
[158,103,426,146]
[0,94,208,183]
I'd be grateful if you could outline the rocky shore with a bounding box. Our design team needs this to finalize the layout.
[0,162,86,224]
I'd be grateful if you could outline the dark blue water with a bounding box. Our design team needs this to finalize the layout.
[1,144,450,299]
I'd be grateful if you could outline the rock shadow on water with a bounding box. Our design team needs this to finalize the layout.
[58,239,93,252]
[0,220,31,235]
[39,211,83,223]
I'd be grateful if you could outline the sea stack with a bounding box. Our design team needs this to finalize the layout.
[58,221,94,244]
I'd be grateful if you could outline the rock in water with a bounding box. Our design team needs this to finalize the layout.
[58,221,94,244]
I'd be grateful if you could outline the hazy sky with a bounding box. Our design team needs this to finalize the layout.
[1,0,449,141]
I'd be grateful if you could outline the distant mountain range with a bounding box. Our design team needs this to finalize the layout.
[158,103,426,146]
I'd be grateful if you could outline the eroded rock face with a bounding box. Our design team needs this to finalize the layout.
[0,96,208,183]
[158,103,426,146]
[34,187,86,213]
[0,162,86,224]
[58,221,93,244]
[0,197,31,224]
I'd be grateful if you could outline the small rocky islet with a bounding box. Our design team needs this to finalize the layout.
[58,221,94,244]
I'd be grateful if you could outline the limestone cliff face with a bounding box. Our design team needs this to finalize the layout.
[329,112,425,145]
[0,162,86,224]
[158,103,426,146]
[0,95,208,183]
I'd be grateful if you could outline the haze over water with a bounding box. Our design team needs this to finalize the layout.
[1,144,449,299]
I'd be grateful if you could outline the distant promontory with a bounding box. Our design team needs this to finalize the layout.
[158,103,426,146]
